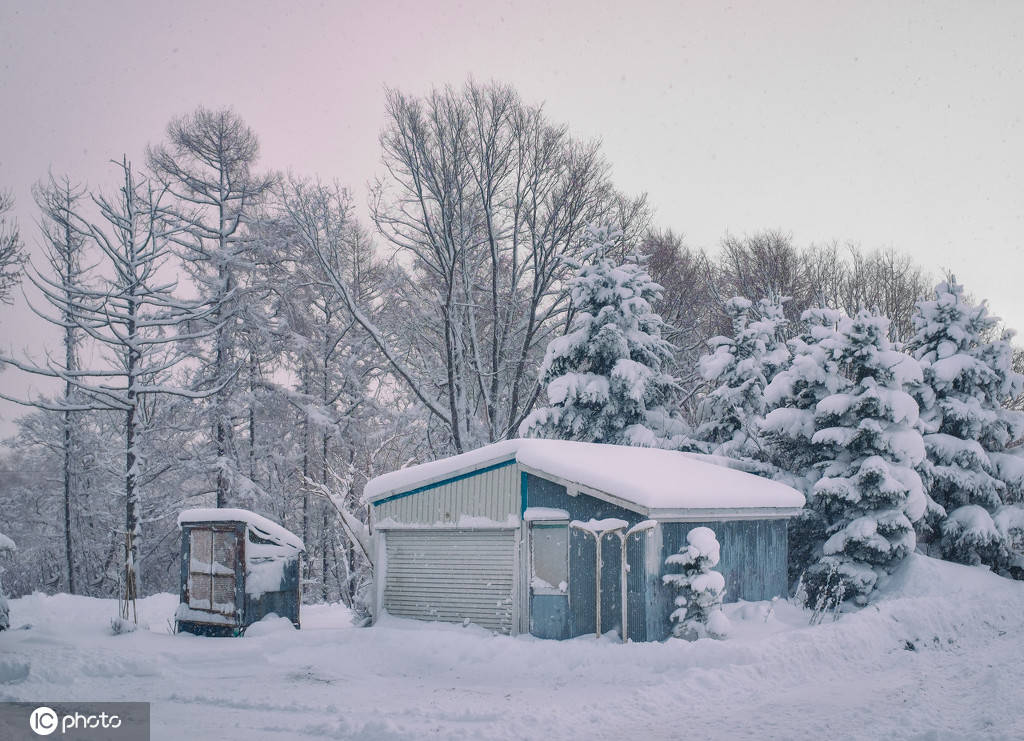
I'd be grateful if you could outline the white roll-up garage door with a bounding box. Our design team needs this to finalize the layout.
[382,529,516,634]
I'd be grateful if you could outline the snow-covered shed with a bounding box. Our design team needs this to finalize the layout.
[363,440,804,641]
[175,509,305,637]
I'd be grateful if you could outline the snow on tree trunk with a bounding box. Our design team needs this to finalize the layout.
[662,526,729,640]
[519,223,694,448]
[805,309,926,605]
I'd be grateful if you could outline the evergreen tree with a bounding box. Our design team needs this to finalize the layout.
[0,532,13,631]
[907,279,1024,567]
[762,306,847,581]
[696,295,790,463]
[805,310,927,605]
[148,107,276,508]
[519,224,689,447]
[662,526,728,640]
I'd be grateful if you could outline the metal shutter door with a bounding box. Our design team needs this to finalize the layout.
[383,529,515,634]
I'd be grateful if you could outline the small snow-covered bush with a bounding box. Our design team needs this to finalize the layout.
[110,617,138,635]
[940,505,1004,567]
[995,504,1024,578]
[662,527,729,640]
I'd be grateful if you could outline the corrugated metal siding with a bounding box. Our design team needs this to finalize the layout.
[374,463,519,525]
[383,529,515,634]
[525,473,645,639]
[625,527,649,643]
[651,519,790,640]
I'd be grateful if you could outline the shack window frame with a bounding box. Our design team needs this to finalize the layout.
[530,521,569,596]
[187,526,238,615]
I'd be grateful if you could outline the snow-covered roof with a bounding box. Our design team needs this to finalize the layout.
[363,439,804,517]
[177,508,305,551]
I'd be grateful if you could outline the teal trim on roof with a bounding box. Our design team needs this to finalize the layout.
[371,458,517,506]
[521,472,528,516]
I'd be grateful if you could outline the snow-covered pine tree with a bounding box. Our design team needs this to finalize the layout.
[519,224,690,448]
[907,278,1024,568]
[0,532,13,631]
[149,107,275,508]
[806,309,927,605]
[695,295,790,463]
[762,306,847,581]
[662,526,728,640]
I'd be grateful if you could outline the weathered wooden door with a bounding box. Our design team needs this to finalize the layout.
[187,527,239,616]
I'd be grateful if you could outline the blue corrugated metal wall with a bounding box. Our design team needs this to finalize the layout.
[650,519,789,641]
[524,473,790,642]
[525,474,645,640]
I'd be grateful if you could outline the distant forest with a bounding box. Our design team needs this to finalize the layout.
[0,80,1021,610]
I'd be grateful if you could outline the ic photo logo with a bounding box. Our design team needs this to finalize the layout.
[29,705,123,736]
[28,706,58,736]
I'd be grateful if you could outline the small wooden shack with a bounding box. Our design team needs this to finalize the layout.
[175,508,304,636]
[362,439,804,641]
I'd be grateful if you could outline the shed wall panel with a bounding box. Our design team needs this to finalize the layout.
[383,529,515,633]
[374,463,518,525]
[652,519,790,640]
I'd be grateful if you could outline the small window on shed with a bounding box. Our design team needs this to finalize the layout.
[531,524,568,595]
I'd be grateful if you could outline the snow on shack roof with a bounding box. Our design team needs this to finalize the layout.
[177,508,305,551]
[363,439,804,515]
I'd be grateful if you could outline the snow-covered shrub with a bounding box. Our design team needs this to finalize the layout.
[696,295,789,465]
[907,278,1024,569]
[804,310,926,606]
[520,224,694,448]
[940,505,1004,568]
[109,617,138,635]
[662,527,728,640]
[994,504,1024,578]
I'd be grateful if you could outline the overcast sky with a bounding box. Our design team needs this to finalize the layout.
[1,0,1023,435]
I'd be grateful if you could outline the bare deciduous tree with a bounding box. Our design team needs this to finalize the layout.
[1,159,217,616]
[349,81,647,452]
[30,174,87,593]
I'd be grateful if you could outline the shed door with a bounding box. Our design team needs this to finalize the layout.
[383,529,515,634]
[187,527,238,615]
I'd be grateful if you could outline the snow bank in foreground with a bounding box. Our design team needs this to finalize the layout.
[0,556,1022,740]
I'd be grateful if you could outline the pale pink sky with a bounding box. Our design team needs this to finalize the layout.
[1,0,1023,433]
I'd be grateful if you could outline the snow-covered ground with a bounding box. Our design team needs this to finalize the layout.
[2,555,1023,740]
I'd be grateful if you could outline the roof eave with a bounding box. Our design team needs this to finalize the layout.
[649,506,804,522]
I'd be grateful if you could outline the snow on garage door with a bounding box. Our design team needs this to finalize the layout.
[383,529,515,634]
